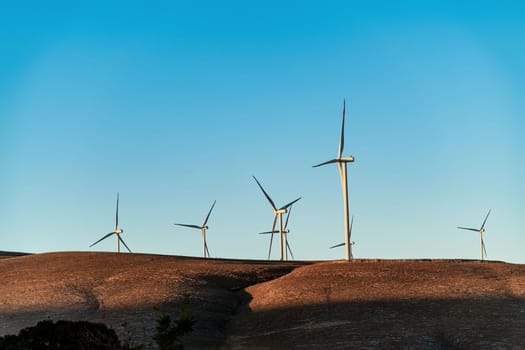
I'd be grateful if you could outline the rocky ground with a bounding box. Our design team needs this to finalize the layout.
[1,253,525,349]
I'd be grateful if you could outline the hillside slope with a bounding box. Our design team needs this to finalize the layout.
[0,252,304,348]
[1,254,525,349]
[225,259,525,349]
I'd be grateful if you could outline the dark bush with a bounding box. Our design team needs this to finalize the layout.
[0,320,139,350]
[153,297,195,350]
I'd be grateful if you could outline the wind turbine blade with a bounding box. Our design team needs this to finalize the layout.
[267,233,274,260]
[272,214,278,232]
[286,241,295,260]
[118,236,132,253]
[482,238,488,258]
[312,159,339,167]
[330,243,345,249]
[253,176,277,210]
[259,231,279,234]
[481,209,491,230]
[457,226,479,232]
[90,232,115,247]
[204,241,211,258]
[284,205,293,230]
[349,215,354,240]
[203,200,216,226]
[280,197,301,211]
[264,214,279,259]
[175,223,202,229]
[338,99,346,158]
[115,192,119,231]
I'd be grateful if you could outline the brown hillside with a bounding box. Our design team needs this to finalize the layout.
[226,259,525,349]
[0,251,29,259]
[1,253,525,349]
[0,252,304,348]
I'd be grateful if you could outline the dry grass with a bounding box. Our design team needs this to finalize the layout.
[227,259,525,349]
[1,253,525,349]
[0,252,303,348]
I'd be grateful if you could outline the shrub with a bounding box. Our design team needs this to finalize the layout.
[0,320,141,350]
[153,297,195,350]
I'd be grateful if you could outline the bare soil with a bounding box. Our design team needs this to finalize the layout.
[1,253,525,349]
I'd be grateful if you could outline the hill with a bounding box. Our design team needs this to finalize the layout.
[1,253,525,349]
[0,251,29,259]
[0,252,305,348]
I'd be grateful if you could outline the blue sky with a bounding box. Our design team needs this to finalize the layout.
[1,1,524,262]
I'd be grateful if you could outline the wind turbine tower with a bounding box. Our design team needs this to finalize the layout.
[330,215,355,258]
[259,204,297,260]
[175,200,216,258]
[253,176,301,261]
[457,209,491,261]
[313,100,355,261]
[90,192,132,253]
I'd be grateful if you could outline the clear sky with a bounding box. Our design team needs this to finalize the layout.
[1,1,524,262]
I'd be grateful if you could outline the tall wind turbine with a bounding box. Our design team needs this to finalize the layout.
[330,215,355,259]
[253,176,301,261]
[457,209,491,261]
[90,192,132,253]
[175,200,216,258]
[259,204,297,260]
[313,100,355,261]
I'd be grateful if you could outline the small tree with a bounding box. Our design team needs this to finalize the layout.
[153,297,194,350]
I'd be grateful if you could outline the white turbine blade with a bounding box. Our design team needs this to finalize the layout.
[481,209,491,230]
[203,200,216,226]
[175,223,202,229]
[457,226,479,232]
[338,99,346,158]
[482,238,488,258]
[265,213,279,259]
[330,242,345,249]
[312,159,339,168]
[259,230,279,234]
[118,236,132,253]
[115,192,119,231]
[286,241,295,260]
[267,233,274,260]
[253,176,277,211]
[284,205,293,230]
[349,215,354,240]
[205,241,211,258]
[90,232,115,247]
[280,197,301,211]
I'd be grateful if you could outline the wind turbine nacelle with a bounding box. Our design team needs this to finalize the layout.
[204,226,209,230]
[116,229,124,234]
[275,209,287,214]
[342,156,355,162]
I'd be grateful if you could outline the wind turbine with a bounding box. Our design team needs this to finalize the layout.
[457,209,491,261]
[253,176,301,261]
[175,200,216,258]
[313,100,355,261]
[90,192,132,253]
[259,204,297,260]
[330,215,355,259]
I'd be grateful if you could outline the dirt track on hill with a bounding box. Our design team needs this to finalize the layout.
[1,253,525,349]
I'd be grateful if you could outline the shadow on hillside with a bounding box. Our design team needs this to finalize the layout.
[0,266,297,350]
[2,295,524,349]
[224,296,525,350]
